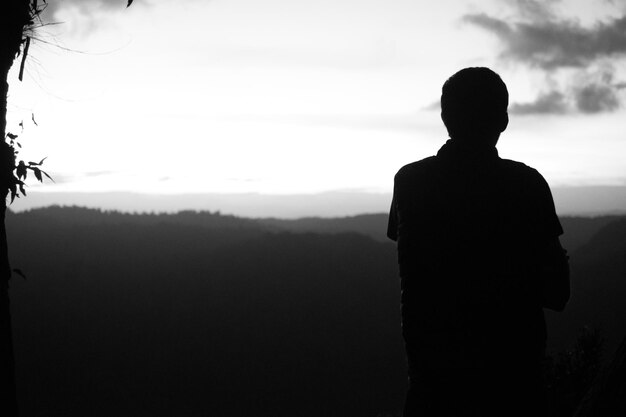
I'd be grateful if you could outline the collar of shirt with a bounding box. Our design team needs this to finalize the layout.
[436,139,500,165]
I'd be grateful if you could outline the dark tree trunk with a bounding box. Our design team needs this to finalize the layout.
[1,1,32,416]
[0,71,19,417]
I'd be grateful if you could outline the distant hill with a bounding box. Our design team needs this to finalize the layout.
[5,206,626,417]
[261,213,621,249]
[12,206,612,248]
[559,216,621,253]
[7,204,263,230]
[259,213,389,242]
[547,218,626,361]
[8,186,626,218]
[7,206,404,417]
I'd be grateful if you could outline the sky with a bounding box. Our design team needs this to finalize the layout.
[6,0,626,215]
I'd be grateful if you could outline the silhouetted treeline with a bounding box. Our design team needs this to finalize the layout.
[5,206,626,417]
[7,206,404,417]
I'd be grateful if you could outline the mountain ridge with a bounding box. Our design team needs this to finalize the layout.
[5,205,625,416]
[8,185,626,218]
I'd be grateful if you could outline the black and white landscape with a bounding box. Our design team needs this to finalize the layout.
[6,207,626,417]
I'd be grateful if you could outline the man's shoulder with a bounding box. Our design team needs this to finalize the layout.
[498,158,545,182]
[394,154,549,188]
[395,155,543,176]
[394,156,439,180]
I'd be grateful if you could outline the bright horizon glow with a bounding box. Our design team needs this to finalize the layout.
[6,0,626,204]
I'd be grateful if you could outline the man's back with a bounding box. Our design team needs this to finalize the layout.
[389,139,561,362]
[388,68,569,416]
[389,141,563,416]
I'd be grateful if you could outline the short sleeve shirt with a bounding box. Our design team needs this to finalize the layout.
[387,140,563,369]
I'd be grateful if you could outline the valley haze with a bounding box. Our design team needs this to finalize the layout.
[9,185,626,218]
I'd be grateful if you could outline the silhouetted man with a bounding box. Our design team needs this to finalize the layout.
[388,67,570,417]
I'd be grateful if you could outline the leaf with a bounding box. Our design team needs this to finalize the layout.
[31,113,38,126]
[9,184,17,203]
[12,269,27,280]
[16,161,27,180]
[19,183,26,196]
[42,171,54,182]
[33,168,42,182]
[28,158,46,167]
[127,0,133,7]
[7,133,18,140]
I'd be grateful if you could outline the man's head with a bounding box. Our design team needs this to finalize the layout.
[441,67,509,147]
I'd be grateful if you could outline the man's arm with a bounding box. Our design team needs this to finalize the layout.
[387,175,399,242]
[387,200,398,242]
[538,237,570,312]
[528,169,569,311]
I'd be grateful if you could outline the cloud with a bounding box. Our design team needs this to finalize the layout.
[463,13,626,69]
[606,0,626,10]
[43,0,133,18]
[464,1,626,114]
[574,82,620,113]
[510,67,623,114]
[505,0,558,23]
[422,101,440,111]
[39,0,140,33]
[509,82,620,114]
[84,170,115,177]
[509,91,568,115]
